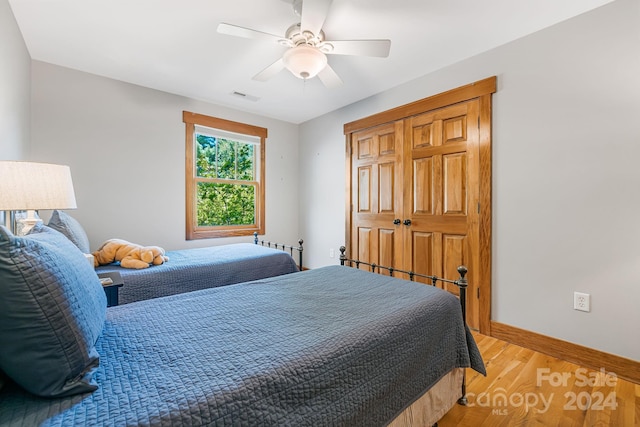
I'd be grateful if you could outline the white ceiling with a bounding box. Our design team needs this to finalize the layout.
[9,0,613,124]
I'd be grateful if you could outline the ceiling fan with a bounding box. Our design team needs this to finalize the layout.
[217,0,391,88]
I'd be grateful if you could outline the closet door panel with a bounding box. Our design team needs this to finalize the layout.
[411,231,438,284]
[442,234,468,296]
[412,158,434,215]
[403,99,480,328]
[443,153,467,216]
[350,121,403,268]
[378,162,396,213]
[357,227,372,264]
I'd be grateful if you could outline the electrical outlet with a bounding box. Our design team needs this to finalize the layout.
[573,292,590,312]
[329,248,335,258]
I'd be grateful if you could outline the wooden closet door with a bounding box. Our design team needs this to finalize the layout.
[403,100,481,328]
[349,121,404,269]
[345,77,495,334]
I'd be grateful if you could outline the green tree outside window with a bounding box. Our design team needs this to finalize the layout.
[195,134,256,226]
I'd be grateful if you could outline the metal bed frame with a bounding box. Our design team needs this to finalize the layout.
[254,232,304,269]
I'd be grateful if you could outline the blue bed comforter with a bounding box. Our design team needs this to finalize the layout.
[95,243,299,304]
[0,265,484,427]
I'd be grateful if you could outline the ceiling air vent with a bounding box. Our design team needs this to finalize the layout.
[231,91,259,102]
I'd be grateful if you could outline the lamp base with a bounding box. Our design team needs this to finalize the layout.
[16,210,42,236]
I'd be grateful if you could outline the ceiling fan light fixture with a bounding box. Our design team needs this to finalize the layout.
[283,44,327,80]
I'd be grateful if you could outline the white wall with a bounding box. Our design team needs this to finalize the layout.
[299,0,640,361]
[30,61,300,252]
[0,0,30,159]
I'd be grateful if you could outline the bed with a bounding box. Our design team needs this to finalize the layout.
[0,224,485,427]
[47,210,303,304]
[94,236,302,304]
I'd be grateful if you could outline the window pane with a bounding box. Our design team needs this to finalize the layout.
[196,135,255,181]
[196,135,217,178]
[216,139,236,179]
[238,143,254,180]
[197,182,255,226]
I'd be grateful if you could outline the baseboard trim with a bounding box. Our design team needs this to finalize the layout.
[490,321,640,385]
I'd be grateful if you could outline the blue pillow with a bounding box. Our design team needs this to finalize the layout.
[47,210,91,253]
[0,224,106,397]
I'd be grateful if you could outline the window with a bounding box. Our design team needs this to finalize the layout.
[183,111,266,239]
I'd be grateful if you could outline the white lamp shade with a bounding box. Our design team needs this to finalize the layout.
[0,161,77,211]
[283,45,328,80]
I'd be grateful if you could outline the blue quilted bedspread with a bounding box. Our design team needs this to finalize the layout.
[0,266,484,427]
[95,243,299,304]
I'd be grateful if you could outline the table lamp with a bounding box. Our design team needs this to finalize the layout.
[0,161,77,235]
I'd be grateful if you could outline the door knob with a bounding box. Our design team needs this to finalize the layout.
[393,218,401,225]
[403,219,412,226]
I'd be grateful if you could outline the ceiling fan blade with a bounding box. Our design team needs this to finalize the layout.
[317,64,343,89]
[253,58,285,82]
[323,39,391,58]
[300,0,333,36]
[217,23,286,44]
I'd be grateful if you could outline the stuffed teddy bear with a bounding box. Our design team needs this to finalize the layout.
[92,238,169,269]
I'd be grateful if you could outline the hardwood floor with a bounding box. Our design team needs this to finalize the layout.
[438,332,640,426]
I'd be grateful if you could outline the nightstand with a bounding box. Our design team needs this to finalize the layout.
[97,271,124,307]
